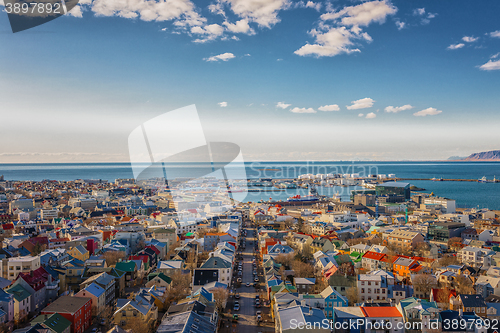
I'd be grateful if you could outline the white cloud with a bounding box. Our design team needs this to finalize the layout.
[318,104,340,111]
[384,104,413,113]
[413,8,425,16]
[223,19,255,34]
[346,98,375,110]
[413,107,442,116]
[305,1,321,11]
[220,0,291,28]
[295,1,321,11]
[358,113,364,117]
[276,101,291,109]
[68,5,84,17]
[204,52,236,61]
[296,1,396,57]
[479,59,500,71]
[90,0,205,25]
[290,107,316,113]
[208,2,225,16]
[491,53,500,59]
[490,30,500,38]
[218,102,228,107]
[462,36,478,43]
[366,112,377,119]
[321,0,397,27]
[294,26,361,57]
[412,8,436,24]
[191,23,224,42]
[447,43,464,50]
[395,20,405,30]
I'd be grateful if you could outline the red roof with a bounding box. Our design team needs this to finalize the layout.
[145,245,160,255]
[17,267,49,291]
[129,255,149,264]
[29,236,49,246]
[361,307,402,318]
[2,223,14,230]
[362,251,387,261]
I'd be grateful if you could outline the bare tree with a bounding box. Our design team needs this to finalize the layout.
[212,287,229,313]
[166,270,192,306]
[291,260,315,278]
[124,318,151,333]
[346,286,359,306]
[455,275,475,295]
[274,253,294,268]
[436,286,451,310]
[438,255,460,267]
[166,241,181,259]
[186,248,197,273]
[413,242,431,257]
[103,251,126,266]
[412,274,436,299]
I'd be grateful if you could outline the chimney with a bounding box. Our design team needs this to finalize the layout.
[459,308,463,316]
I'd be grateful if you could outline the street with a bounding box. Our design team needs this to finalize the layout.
[221,221,274,333]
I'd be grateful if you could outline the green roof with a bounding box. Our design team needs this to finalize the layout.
[147,272,172,284]
[115,261,137,272]
[32,313,72,333]
[6,284,31,302]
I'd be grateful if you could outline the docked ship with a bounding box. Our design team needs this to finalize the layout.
[478,176,496,183]
[287,194,319,202]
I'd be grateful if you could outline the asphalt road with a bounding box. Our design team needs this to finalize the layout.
[222,222,274,333]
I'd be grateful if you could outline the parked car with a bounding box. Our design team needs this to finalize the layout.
[254,277,259,282]
[257,314,262,322]
[234,304,240,311]
[235,294,240,299]
[246,282,251,287]
[232,314,239,322]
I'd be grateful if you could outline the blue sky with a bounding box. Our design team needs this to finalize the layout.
[0,0,500,162]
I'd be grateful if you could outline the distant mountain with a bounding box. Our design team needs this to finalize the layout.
[448,156,466,161]
[463,150,500,161]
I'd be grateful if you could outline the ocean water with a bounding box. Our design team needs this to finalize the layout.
[0,161,499,209]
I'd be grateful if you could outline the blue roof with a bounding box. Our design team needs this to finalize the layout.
[83,282,105,298]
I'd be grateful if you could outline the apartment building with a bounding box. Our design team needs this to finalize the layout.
[8,255,41,280]
[387,230,424,250]
[357,274,389,303]
[457,246,495,270]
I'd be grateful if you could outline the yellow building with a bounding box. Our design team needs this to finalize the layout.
[67,245,89,261]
